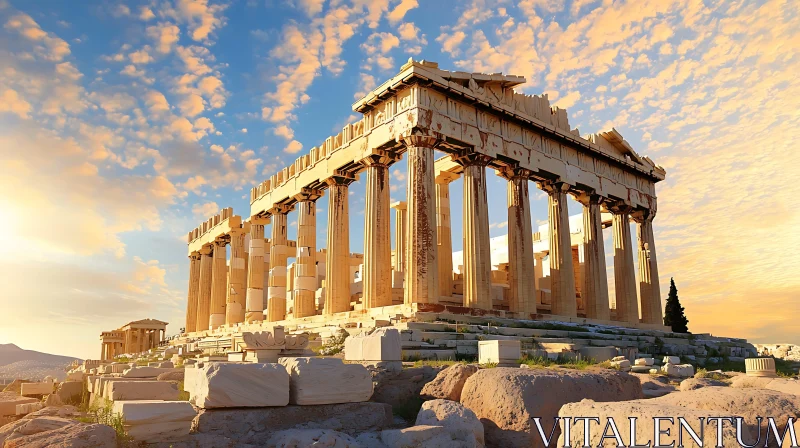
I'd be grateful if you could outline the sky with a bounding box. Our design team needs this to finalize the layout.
[0,0,798,359]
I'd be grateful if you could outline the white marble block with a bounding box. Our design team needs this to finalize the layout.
[663,356,680,364]
[478,340,521,366]
[635,357,655,366]
[662,363,694,377]
[279,357,373,405]
[122,366,173,378]
[192,362,290,408]
[112,400,195,443]
[106,381,179,401]
[344,329,402,362]
[20,382,55,396]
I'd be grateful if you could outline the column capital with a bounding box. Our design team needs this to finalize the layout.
[605,200,634,215]
[198,245,213,255]
[537,179,571,195]
[189,251,200,260]
[324,171,357,187]
[571,190,605,207]
[267,203,295,215]
[454,152,493,168]
[213,238,227,248]
[497,165,533,181]
[293,187,323,203]
[631,207,656,223]
[361,150,401,167]
[400,134,439,149]
[249,215,271,226]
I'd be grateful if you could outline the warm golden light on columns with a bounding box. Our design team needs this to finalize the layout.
[392,201,407,272]
[267,204,293,322]
[185,252,200,333]
[609,203,639,324]
[540,181,577,317]
[294,189,322,318]
[362,153,395,309]
[245,221,266,322]
[225,228,247,325]
[195,245,213,332]
[325,175,355,314]
[403,135,439,305]
[209,239,228,330]
[435,171,458,298]
[500,167,536,315]
[633,209,663,325]
[574,192,611,320]
[456,153,493,310]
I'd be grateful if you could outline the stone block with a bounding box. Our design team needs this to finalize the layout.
[344,328,402,362]
[122,366,173,378]
[634,357,655,366]
[106,381,179,401]
[630,365,652,373]
[610,359,631,371]
[56,381,84,403]
[20,382,55,396]
[15,402,43,415]
[245,350,281,363]
[662,356,680,364]
[279,357,372,405]
[112,400,195,443]
[662,363,694,377]
[577,346,617,362]
[66,371,85,382]
[0,395,38,416]
[192,362,290,408]
[479,340,521,366]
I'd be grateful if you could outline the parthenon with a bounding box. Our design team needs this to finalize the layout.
[182,59,667,336]
[99,319,168,361]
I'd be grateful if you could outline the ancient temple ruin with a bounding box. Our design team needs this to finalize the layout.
[99,319,168,361]
[182,59,667,337]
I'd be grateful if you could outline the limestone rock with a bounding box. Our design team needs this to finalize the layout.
[459,367,643,447]
[156,369,185,382]
[419,364,478,401]
[679,378,727,391]
[193,402,393,444]
[634,357,655,366]
[20,382,54,396]
[191,362,289,408]
[106,380,179,401]
[610,359,631,371]
[122,366,174,378]
[345,328,402,362]
[0,392,39,417]
[558,399,753,448]
[43,394,64,407]
[55,381,83,404]
[662,363,694,377]
[381,425,463,448]
[730,375,774,389]
[112,400,195,443]
[0,417,116,448]
[265,429,360,447]
[763,378,800,397]
[2,380,32,394]
[663,356,680,364]
[415,399,483,447]
[280,357,372,405]
[371,366,443,409]
[650,386,800,437]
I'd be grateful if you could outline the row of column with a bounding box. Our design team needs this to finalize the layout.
[185,138,663,330]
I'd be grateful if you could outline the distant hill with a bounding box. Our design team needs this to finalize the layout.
[0,344,81,382]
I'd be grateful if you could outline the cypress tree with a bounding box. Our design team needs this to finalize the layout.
[663,278,689,333]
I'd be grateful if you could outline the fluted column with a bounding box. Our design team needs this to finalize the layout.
[225,229,247,325]
[500,167,536,315]
[541,181,577,317]
[209,239,228,330]
[403,135,439,305]
[575,193,611,320]
[323,175,355,314]
[633,209,663,325]
[185,252,200,333]
[392,201,407,272]
[610,203,639,324]
[245,222,265,322]
[362,153,395,308]
[435,172,458,298]
[195,246,213,331]
[294,189,322,318]
[267,204,293,321]
[262,237,271,311]
[456,153,493,310]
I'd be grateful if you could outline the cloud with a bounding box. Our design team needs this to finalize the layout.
[0,88,32,118]
[5,13,71,61]
[145,91,170,113]
[192,201,219,218]
[129,47,153,64]
[284,140,303,154]
[147,22,180,54]
[353,73,376,100]
[139,6,156,20]
[553,91,581,109]
[387,0,418,23]
[273,124,294,139]
[166,0,227,42]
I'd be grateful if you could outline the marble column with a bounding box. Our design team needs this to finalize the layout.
[435,172,458,298]
[501,167,536,315]
[267,205,293,321]
[403,136,439,305]
[195,246,213,331]
[225,229,247,325]
[124,329,132,354]
[634,210,663,325]
[392,201,407,272]
[575,193,611,320]
[294,190,321,318]
[209,239,228,330]
[262,237,271,311]
[362,153,394,309]
[456,153,493,310]
[610,204,639,324]
[185,252,200,333]
[541,181,577,317]
[245,222,265,322]
[325,175,355,314]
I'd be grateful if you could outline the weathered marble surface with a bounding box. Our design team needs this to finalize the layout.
[279,357,372,405]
